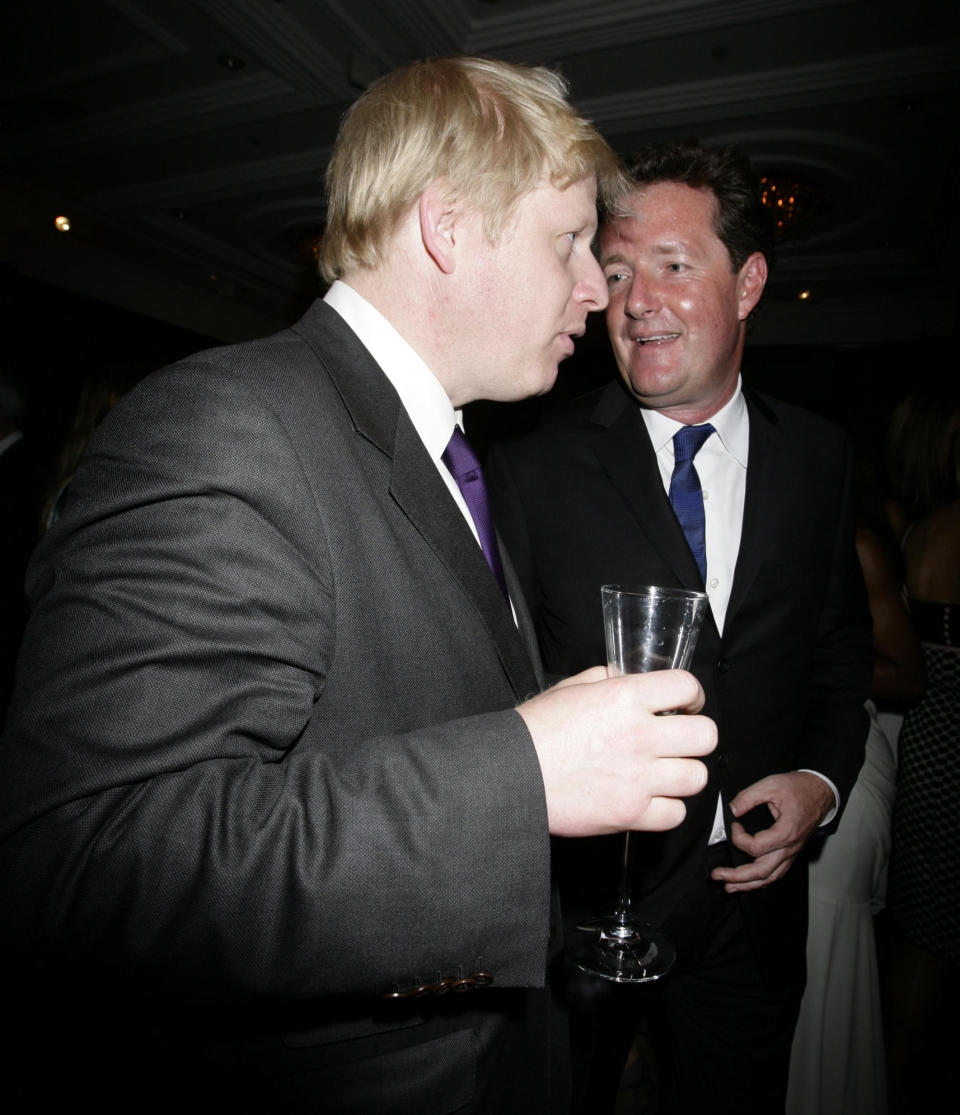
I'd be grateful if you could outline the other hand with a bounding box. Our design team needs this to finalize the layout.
[710,771,835,893]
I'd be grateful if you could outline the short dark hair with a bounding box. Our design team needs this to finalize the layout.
[625,139,774,273]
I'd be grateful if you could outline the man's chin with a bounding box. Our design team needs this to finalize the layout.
[511,365,559,402]
[535,364,560,397]
[620,363,682,407]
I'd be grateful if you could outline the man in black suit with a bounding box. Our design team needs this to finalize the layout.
[487,140,872,1114]
[0,62,716,1113]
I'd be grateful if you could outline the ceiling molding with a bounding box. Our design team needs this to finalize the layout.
[466,0,842,56]
[25,73,300,151]
[579,43,960,131]
[88,145,334,211]
[193,0,357,99]
[323,0,470,63]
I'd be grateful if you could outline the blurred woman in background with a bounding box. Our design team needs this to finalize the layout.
[883,376,960,1113]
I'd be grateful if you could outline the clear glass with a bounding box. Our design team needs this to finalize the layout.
[570,584,709,983]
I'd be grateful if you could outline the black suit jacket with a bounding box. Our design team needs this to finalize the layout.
[0,301,564,1113]
[487,378,872,989]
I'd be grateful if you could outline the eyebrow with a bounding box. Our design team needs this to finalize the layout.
[600,238,697,266]
[651,240,694,255]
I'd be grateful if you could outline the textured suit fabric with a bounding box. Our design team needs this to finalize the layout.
[487,377,872,995]
[0,434,43,723]
[0,300,561,1113]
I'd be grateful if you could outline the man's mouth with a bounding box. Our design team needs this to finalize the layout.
[634,333,680,345]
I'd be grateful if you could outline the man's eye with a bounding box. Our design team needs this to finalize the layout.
[667,262,686,273]
[606,271,627,285]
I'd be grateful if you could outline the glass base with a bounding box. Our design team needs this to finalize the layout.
[570,917,676,983]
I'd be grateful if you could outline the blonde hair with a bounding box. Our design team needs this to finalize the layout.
[320,56,625,282]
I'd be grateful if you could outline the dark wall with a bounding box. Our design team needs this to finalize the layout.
[1,266,217,490]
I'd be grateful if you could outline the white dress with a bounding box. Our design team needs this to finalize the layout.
[786,702,897,1115]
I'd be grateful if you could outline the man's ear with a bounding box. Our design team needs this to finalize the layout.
[419,182,458,274]
[737,252,768,320]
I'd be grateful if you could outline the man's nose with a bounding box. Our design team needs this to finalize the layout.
[578,252,609,312]
[624,272,660,318]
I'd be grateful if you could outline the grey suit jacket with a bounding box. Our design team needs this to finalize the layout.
[0,301,561,1112]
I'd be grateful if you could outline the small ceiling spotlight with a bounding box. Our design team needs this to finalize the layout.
[54,215,71,232]
[797,289,813,301]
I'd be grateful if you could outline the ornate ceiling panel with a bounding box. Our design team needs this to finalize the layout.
[1,0,957,344]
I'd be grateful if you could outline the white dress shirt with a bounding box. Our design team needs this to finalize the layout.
[641,378,837,839]
[640,384,748,635]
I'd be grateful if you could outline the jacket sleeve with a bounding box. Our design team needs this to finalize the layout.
[0,360,551,1004]
[796,433,874,823]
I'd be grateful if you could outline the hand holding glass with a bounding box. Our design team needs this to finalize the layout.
[571,583,709,983]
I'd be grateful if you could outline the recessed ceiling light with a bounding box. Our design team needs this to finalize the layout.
[54,215,71,232]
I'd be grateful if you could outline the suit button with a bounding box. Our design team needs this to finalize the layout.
[452,970,494,992]
[382,969,493,1000]
[716,658,729,674]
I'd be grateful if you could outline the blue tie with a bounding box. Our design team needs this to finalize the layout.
[669,424,715,582]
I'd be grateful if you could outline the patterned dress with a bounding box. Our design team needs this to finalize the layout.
[887,598,960,964]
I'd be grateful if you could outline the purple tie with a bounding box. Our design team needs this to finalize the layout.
[442,427,508,598]
[669,423,715,582]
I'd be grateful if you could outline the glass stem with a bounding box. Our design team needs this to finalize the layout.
[615,831,635,927]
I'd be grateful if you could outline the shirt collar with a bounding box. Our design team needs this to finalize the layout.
[324,280,460,461]
[639,376,749,467]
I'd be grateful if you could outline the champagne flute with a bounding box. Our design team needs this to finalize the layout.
[570,583,709,983]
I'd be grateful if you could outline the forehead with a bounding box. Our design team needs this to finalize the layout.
[601,181,720,255]
[517,174,599,229]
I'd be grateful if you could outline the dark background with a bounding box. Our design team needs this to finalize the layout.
[2,0,957,487]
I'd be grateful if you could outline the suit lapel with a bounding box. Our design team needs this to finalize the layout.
[590,381,705,591]
[294,301,539,702]
[390,419,540,700]
[500,537,546,692]
[724,390,782,630]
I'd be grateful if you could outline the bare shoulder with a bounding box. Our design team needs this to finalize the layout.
[904,500,960,603]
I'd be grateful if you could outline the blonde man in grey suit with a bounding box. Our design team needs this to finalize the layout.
[0,58,715,1114]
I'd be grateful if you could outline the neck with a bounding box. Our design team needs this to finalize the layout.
[652,381,739,427]
[342,265,466,407]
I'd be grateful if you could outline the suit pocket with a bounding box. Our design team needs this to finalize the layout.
[281,1008,424,1048]
[272,1027,478,1113]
